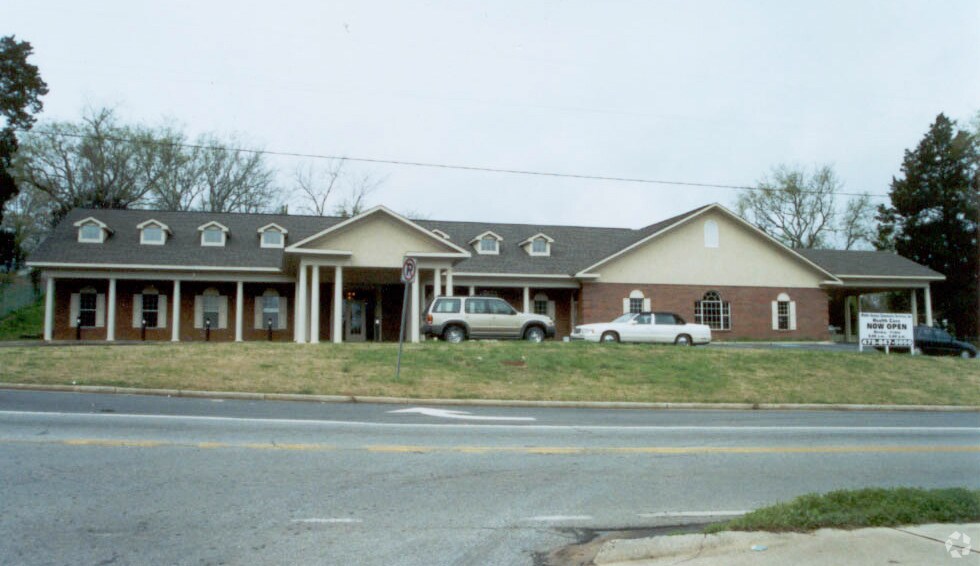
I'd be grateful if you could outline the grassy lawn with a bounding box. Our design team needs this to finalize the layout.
[0,341,978,405]
[0,298,44,341]
[705,487,980,533]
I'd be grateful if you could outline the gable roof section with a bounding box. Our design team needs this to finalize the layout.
[794,249,945,280]
[286,205,470,256]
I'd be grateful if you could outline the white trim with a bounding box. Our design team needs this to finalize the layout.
[39,269,293,284]
[574,203,840,282]
[197,221,230,232]
[257,222,289,234]
[138,220,170,246]
[835,274,945,281]
[260,229,285,249]
[468,230,504,245]
[77,224,106,243]
[285,206,470,255]
[518,232,555,246]
[73,216,110,230]
[136,219,171,231]
[431,229,451,239]
[198,222,229,247]
[452,272,575,279]
[29,261,281,273]
[285,249,353,256]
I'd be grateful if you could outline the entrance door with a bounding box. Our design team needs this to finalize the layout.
[345,300,367,342]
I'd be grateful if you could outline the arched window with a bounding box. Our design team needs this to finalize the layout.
[772,292,796,331]
[695,290,731,330]
[532,292,553,318]
[624,289,649,314]
[133,285,167,329]
[704,219,719,248]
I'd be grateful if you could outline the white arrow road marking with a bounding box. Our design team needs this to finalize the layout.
[388,407,536,422]
[292,518,363,524]
[638,510,749,518]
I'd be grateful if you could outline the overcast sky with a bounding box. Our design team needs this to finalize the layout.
[4,1,978,228]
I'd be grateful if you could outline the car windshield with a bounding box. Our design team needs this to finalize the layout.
[612,313,636,323]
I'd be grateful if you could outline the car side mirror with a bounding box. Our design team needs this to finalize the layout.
[629,320,638,325]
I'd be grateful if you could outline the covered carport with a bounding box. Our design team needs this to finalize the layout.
[795,249,946,343]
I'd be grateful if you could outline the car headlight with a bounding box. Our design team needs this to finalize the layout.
[575,327,594,335]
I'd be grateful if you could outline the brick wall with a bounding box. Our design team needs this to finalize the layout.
[580,282,829,340]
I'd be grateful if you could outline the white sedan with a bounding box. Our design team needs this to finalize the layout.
[571,312,712,345]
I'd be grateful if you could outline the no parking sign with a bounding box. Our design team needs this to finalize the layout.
[400,257,417,284]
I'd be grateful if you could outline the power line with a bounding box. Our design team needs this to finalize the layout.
[19,128,889,199]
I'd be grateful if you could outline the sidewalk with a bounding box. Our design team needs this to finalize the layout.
[594,523,979,565]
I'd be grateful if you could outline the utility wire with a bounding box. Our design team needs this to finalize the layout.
[20,128,889,199]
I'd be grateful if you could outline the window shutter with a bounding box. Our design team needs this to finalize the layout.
[254,298,263,329]
[132,294,143,328]
[771,301,779,330]
[622,298,630,314]
[69,293,80,327]
[642,298,651,312]
[158,295,168,328]
[95,294,106,328]
[218,296,228,329]
[789,301,797,331]
[546,300,556,320]
[194,296,203,329]
[278,297,288,330]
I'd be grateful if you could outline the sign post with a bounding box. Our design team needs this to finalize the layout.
[396,257,418,379]
[858,313,914,355]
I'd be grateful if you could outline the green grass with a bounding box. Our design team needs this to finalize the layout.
[0,341,978,405]
[0,297,44,340]
[705,488,980,533]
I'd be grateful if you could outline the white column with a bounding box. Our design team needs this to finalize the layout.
[43,276,55,341]
[469,286,475,296]
[171,280,181,342]
[924,285,933,326]
[235,281,244,342]
[332,265,343,344]
[910,289,918,324]
[844,295,852,342]
[411,273,420,343]
[310,266,320,343]
[106,278,116,341]
[296,262,308,343]
[857,294,863,316]
[523,286,530,313]
[446,268,454,296]
[434,268,442,297]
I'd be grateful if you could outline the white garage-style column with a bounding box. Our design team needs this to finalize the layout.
[332,265,343,344]
[844,295,852,342]
[523,286,530,313]
[446,268,454,296]
[235,281,244,342]
[924,285,933,326]
[434,268,442,297]
[295,262,308,343]
[310,266,320,344]
[171,280,181,342]
[911,289,918,324]
[43,276,55,342]
[106,278,117,342]
[410,271,420,343]
[469,286,475,296]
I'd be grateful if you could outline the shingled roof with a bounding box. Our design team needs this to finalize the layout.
[29,205,943,281]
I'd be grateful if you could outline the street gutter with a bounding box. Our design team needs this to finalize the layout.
[2,383,978,412]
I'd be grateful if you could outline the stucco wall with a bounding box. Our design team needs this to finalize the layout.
[304,214,456,268]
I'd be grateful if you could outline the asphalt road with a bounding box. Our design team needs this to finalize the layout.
[1,390,978,566]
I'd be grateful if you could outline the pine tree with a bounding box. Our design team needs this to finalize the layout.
[876,113,979,339]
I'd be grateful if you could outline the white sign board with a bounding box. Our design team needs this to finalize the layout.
[859,313,914,350]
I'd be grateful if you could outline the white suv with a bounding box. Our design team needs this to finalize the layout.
[423,296,556,343]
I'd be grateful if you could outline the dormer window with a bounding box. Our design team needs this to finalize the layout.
[469,231,503,255]
[258,223,288,249]
[74,217,110,243]
[137,219,170,246]
[519,233,554,257]
[432,229,451,240]
[198,221,229,247]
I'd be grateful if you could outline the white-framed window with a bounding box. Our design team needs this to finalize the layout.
[695,290,731,330]
[704,219,719,248]
[532,238,547,254]
[79,291,97,327]
[254,288,288,330]
[195,287,227,329]
[203,294,220,328]
[79,224,103,243]
[532,292,556,319]
[772,292,797,331]
[138,220,170,245]
[142,293,159,328]
[624,289,650,314]
[132,286,167,329]
[262,230,283,248]
[480,236,497,253]
[200,226,227,246]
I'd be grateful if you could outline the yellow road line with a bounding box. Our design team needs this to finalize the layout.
[3,438,979,455]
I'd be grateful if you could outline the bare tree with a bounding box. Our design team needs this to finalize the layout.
[293,159,385,217]
[736,164,839,249]
[196,134,277,213]
[837,192,874,250]
[146,126,203,211]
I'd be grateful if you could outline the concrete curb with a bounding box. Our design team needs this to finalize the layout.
[1,383,978,412]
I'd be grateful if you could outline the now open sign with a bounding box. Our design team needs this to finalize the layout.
[859,312,914,348]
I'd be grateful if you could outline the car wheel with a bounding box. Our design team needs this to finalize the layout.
[674,334,693,346]
[443,326,466,344]
[600,331,619,344]
[913,347,924,356]
[961,350,973,359]
[524,326,545,343]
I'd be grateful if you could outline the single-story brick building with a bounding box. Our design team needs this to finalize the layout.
[27,203,944,343]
